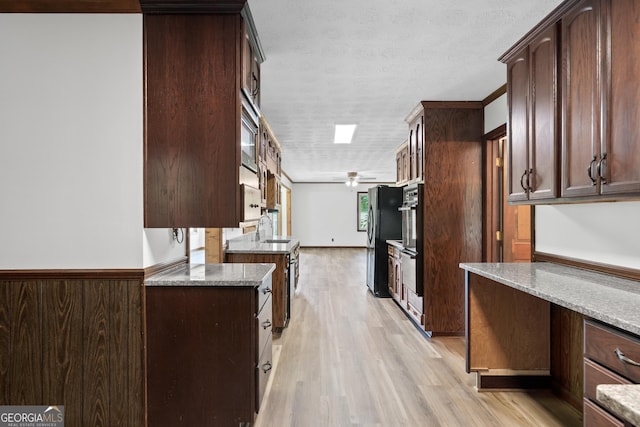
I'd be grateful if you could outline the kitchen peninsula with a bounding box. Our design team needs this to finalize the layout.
[145,262,275,427]
[226,234,300,332]
[461,262,640,425]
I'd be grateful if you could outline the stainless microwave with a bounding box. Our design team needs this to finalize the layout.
[241,97,259,173]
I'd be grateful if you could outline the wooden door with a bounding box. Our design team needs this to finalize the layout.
[506,47,530,202]
[603,0,640,195]
[485,135,531,263]
[528,25,558,200]
[561,0,603,198]
[502,203,532,263]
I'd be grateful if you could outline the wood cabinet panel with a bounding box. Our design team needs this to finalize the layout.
[550,304,583,409]
[467,273,550,371]
[422,104,483,335]
[561,0,603,198]
[226,252,288,330]
[529,27,558,200]
[604,0,640,195]
[584,398,625,427]
[144,14,242,227]
[505,25,558,202]
[146,286,256,426]
[506,50,530,202]
[583,358,631,403]
[585,320,640,383]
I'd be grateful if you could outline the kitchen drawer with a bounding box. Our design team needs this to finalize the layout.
[585,319,640,383]
[256,335,273,412]
[257,275,273,315]
[257,294,272,357]
[584,358,632,402]
[583,398,625,427]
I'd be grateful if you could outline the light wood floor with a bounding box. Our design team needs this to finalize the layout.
[255,248,582,427]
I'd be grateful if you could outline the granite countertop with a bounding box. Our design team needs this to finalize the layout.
[226,234,300,254]
[145,263,275,287]
[459,262,640,336]
[597,384,640,426]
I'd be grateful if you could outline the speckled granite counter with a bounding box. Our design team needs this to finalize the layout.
[597,384,640,426]
[226,234,300,254]
[145,263,275,287]
[459,262,640,337]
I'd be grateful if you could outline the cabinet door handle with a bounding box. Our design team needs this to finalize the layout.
[527,168,533,192]
[587,155,597,185]
[614,348,640,367]
[262,319,272,330]
[520,169,528,192]
[251,73,260,98]
[597,153,607,185]
[262,361,272,373]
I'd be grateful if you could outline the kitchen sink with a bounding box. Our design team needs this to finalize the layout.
[262,239,290,244]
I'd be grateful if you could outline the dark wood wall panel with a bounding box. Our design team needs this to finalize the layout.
[83,281,109,426]
[10,282,43,404]
[0,283,10,404]
[0,277,144,427]
[42,281,83,421]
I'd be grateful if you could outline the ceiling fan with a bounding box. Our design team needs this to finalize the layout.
[342,171,376,187]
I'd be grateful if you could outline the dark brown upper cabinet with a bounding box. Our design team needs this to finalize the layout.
[601,0,640,195]
[502,0,640,204]
[504,26,558,203]
[142,2,265,227]
[561,0,603,198]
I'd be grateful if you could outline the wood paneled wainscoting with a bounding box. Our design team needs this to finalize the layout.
[0,269,146,427]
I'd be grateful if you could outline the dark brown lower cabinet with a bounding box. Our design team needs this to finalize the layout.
[583,319,640,426]
[146,280,273,427]
[226,251,289,331]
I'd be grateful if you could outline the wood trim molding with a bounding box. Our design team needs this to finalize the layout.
[0,268,145,280]
[0,256,188,280]
[482,84,507,106]
[498,0,579,63]
[139,0,246,13]
[483,123,507,142]
[0,0,141,13]
[144,256,188,278]
[534,252,640,281]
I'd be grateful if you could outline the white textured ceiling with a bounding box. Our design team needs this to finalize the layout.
[248,0,564,183]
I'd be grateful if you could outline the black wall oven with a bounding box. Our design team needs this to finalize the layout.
[399,183,423,296]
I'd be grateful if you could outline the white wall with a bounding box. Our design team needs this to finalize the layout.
[0,14,185,269]
[484,93,507,134]
[291,182,384,247]
[535,202,640,269]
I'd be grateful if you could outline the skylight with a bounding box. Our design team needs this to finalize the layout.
[333,124,357,144]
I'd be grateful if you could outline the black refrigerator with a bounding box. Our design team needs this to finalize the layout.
[366,185,403,297]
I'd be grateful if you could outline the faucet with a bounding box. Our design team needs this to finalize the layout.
[255,213,273,241]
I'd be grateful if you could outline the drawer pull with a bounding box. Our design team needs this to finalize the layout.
[262,361,272,373]
[615,348,640,367]
[262,319,272,330]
